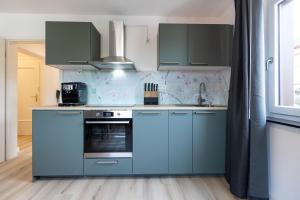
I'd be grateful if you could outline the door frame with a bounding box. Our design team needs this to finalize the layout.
[0,37,6,163]
[5,39,44,160]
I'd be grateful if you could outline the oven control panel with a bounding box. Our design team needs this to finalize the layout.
[84,110,132,119]
[103,112,114,117]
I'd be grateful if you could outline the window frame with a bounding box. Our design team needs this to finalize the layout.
[267,0,300,121]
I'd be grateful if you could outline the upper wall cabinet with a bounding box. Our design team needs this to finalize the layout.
[159,24,188,66]
[158,24,233,70]
[189,24,233,67]
[46,22,101,70]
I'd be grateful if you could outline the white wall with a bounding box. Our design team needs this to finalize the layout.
[268,123,300,200]
[40,63,60,106]
[0,13,234,71]
[6,41,18,159]
[0,38,5,162]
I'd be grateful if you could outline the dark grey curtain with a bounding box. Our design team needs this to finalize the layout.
[226,0,269,199]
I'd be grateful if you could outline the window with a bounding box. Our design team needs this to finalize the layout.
[278,0,300,107]
[268,0,300,118]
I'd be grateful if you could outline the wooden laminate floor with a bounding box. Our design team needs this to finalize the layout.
[0,136,242,200]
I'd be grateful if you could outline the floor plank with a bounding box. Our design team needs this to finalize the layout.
[0,136,242,200]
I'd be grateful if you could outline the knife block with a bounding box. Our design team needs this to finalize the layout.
[144,91,159,105]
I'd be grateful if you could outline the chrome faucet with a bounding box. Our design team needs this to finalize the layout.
[198,82,206,105]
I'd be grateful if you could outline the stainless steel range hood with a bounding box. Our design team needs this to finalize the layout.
[90,21,135,70]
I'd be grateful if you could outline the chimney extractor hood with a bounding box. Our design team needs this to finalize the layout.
[90,20,135,70]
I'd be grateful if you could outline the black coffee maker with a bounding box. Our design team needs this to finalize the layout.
[59,82,87,106]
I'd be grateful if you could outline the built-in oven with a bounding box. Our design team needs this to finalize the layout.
[84,110,132,158]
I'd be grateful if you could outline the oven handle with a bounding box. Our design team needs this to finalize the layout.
[85,121,130,124]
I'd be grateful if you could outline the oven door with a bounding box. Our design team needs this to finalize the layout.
[84,119,132,158]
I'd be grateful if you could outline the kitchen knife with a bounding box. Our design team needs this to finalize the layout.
[144,83,147,91]
[148,83,150,91]
[151,83,154,91]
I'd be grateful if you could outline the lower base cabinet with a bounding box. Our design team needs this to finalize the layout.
[33,109,227,177]
[32,110,84,177]
[169,110,193,174]
[193,110,226,174]
[84,158,132,175]
[133,110,169,175]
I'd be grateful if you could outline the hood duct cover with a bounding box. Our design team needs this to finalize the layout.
[90,20,135,70]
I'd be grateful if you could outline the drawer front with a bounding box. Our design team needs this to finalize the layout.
[84,158,132,175]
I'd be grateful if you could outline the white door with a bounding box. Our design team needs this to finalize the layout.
[17,53,40,135]
[0,37,5,162]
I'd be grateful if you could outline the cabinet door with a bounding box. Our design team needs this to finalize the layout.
[159,24,188,66]
[193,110,226,174]
[169,110,193,174]
[46,22,92,65]
[189,24,233,66]
[32,110,84,176]
[90,24,101,61]
[133,110,169,174]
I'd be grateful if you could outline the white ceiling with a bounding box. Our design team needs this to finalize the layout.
[0,0,233,17]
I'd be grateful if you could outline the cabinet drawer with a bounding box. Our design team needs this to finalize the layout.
[84,158,132,175]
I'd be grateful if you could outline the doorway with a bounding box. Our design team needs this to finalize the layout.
[5,41,60,160]
[17,50,41,137]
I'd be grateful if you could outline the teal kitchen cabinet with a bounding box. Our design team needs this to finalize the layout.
[133,110,169,174]
[193,110,226,174]
[188,24,233,67]
[158,23,233,70]
[32,110,84,177]
[46,21,100,69]
[169,110,193,174]
[158,24,188,68]
[84,158,132,176]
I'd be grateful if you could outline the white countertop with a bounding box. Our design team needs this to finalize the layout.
[32,104,227,111]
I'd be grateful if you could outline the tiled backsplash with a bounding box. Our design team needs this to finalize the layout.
[62,69,231,105]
